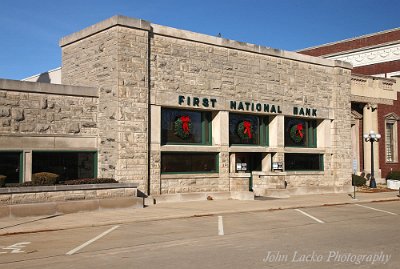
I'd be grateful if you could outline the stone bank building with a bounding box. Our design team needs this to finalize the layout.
[0,16,354,199]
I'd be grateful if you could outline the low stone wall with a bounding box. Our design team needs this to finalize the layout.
[0,183,143,218]
[160,174,220,194]
[230,173,251,192]
[0,183,137,205]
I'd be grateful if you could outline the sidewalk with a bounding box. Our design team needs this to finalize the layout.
[0,191,398,236]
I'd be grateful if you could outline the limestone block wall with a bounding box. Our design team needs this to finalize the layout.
[0,90,97,136]
[0,80,98,143]
[61,22,150,190]
[150,24,353,193]
[57,16,353,195]
[160,174,220,194]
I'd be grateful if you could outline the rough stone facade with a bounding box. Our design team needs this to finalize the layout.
[0,89,97,136]
[0,15,353,197]
[61,24,150,190]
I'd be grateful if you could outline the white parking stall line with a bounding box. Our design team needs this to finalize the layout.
[294,209,325,224]
[218,216,224,236]
[355,204,398,216]
[66,225,120,255]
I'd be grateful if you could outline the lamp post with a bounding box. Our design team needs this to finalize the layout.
[363,130,381,188]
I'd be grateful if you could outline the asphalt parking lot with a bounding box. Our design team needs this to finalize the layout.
[0,200,398,269]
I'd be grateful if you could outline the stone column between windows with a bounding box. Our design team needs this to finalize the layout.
[23,150,32,182]
[150,105,161,195]
[269,115,284,148]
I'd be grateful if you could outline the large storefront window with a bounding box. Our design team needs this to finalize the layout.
[285,153,323,171]
[229,113,269,145]
[161,108,211,145]
[32,152,97,181]
[161,153,218,173]
[0,152,22,184]
[285,118,317,147]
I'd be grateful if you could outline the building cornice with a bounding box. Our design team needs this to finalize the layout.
[0,79,98,97]
[326,42,400,67]
[59,15,352,70]
[298,27,400,53]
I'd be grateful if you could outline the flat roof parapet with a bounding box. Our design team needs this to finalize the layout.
[0,79,98,97]
[59,15,352,70]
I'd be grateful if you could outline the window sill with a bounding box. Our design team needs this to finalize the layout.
[285,171,324,175]
[229,173,251,178]
[161,145,221,152]
[229,146,268,152]
[161,173,219,179]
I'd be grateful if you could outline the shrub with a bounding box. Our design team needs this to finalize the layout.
[352,174,367,187]
[386,171,400,180]
[31,172,59,186]
[0,175,6,187]
[63,178,118,185]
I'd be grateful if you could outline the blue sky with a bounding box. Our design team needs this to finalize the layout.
[0,0,399,80]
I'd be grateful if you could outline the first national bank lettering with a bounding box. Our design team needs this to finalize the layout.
[178,95,282,114]
[178,95,217,108]
[178,95,317,117]
[230,101,282,114]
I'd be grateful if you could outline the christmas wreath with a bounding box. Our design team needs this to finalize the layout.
[237,120,254,140]
[174,115,192,139]
[289,123,304,143]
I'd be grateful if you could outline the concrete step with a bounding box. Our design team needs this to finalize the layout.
[256,189,290,199]
[152,191,254,204]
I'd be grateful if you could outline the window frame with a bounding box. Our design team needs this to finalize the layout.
[161,108,212,146]
[0,151,23,184]
[32,150,98,180]
[229,113,269,146]
[385,114,399,163]
[284,117,317,148]
[284,153,324,171]
[161,152,219,174]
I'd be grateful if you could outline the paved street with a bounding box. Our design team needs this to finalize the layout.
[0,200,398,269]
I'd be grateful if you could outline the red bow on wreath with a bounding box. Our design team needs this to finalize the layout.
[243,121,252,139]
[180,116,190,134]
[296,123,304,138]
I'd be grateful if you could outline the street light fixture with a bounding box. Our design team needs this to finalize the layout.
[363,130,381,188]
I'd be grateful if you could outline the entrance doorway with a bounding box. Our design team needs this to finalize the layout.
[234,153,262,191]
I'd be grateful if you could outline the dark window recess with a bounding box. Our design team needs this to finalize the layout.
[285,154,323,171]
[284,118,317,147]
[161,108,211,145]
[32,152,96,181]
[161,153,218,173]
[234,153,262,173]
[229,114,268,145]
[0,152,21,184]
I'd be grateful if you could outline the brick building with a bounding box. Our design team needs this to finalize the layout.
[0,15,358,200]
[299,27,400,181]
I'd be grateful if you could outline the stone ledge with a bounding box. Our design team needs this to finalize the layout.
[161,173,219,179]
[0,183,138,194]
[0,79,98,97]
[1,197,143,218]
[160,145,221,152]
[153,191,253,203]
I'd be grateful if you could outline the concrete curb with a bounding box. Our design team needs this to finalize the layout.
[0,195,398,236]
